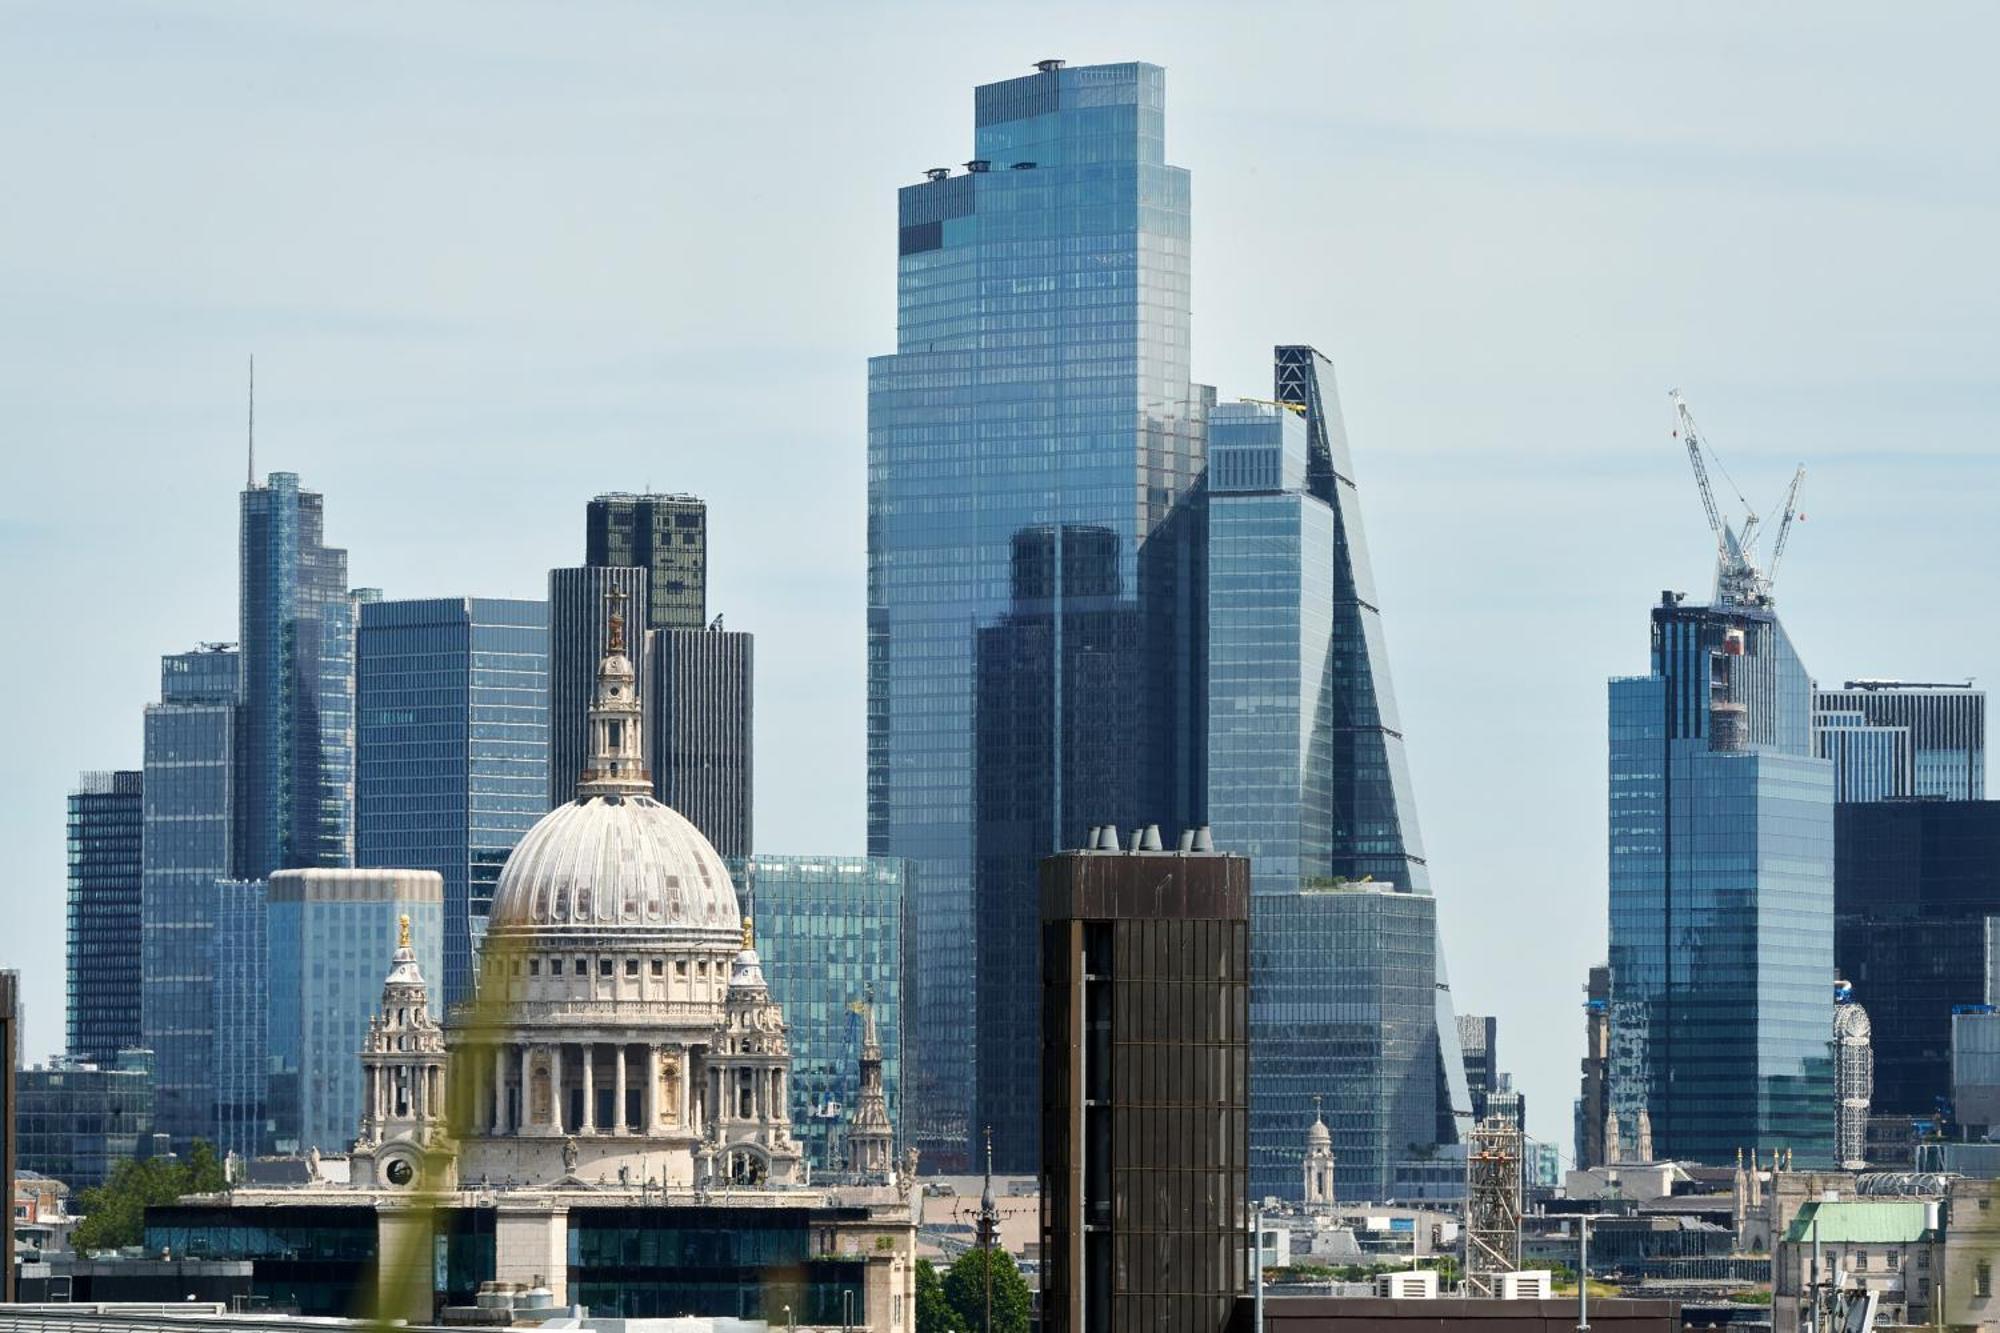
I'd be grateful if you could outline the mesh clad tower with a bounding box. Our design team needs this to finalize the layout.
[1608,594,1836,1164]
[238,471,354,878]
[868,60,1209,1171]
[142,646,240,1148]
[67,770,145,1064]
[357,597,550,1007]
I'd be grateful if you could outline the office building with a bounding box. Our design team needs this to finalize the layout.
[1206,355,1472,1194]
[1608,591,1836,1164]
[15,1050,154,1189]
[67,770,144,1064]
[1834,800,2000,1115]
[266,868,443,1155]
[356,597,549,1007]
[141,645,239,1149]
[1252,885,1442,1203]
[547,565,649,810]
[212,877,269,1160]
[585,492,707,632]
[2,969,16,1301]
[1459,1015,1499,1121]
[1813,681,1984,802]
[740,854,907,1173]
[647,625,753,860]
[1039,840,1249,1333]
[869,60,1210,1169]
[237,471,354,878]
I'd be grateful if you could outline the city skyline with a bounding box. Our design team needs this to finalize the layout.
[7,5,2000,1154]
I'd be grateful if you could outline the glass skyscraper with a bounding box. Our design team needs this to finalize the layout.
[238,471,354,879]
[1813,682,1985,803]
[356,597,550,1007]
[739,855,907,1174]
[67,769,145,1065]
[647,626,753,861]
[141,645,239,1149]
[212,876,270,1160]
[1207,352,1470,1201]
[1608,593,1836,1164]
[266,868,443,1154]
[585,492,708,632]
[868,59,1208,1170]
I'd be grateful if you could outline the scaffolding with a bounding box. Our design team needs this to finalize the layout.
[1464,1116,1523,1297]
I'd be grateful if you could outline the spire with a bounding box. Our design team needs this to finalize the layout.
[847,983,893,1181]
[976,1125,999,1248]
[246,354,255,488]
[575,587,651,798]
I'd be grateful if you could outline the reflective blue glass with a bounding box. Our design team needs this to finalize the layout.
[739,855,907,1174]
[868,62,1207,1169]
[356,597,549,1008]
[67,770,144,1064]
[1607,598,1836,1164]
[213,877,269,1159]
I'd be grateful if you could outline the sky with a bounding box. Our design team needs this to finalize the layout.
[3,1,1997,1155]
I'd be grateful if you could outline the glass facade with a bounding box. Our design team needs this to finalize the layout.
[213,877,270,1160]
[1608,596,1836,1165]
[356,597,549,1007]
[146,1203,379,1317]
[868,60,1209,1171]
[1249,887,1440,1203]
[142,646,239,1149]
[266,869,444,1154]
[1835,800,2000,1116]
[16,1051,154,1189]
[585,492,708,632]
[567,1206,868,1323]
[238,471,355,878]
[67,770,145,1064]
[739,854,907,1173]
[1813,684,1985,802]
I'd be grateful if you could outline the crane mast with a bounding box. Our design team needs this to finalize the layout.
[1667,390,1805,609]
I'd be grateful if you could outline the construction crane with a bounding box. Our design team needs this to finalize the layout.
[1668,389,1805,609]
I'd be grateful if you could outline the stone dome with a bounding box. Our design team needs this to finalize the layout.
[488,792,740,936]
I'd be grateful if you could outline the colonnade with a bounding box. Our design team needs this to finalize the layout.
[365,1061,443,1128]
[463,1041,705,1137]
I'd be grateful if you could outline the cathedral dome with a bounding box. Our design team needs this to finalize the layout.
[488,792,740,936]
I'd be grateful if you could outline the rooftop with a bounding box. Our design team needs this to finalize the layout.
[1783,1200,1935,1245]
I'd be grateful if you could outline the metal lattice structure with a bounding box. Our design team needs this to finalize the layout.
[1834,982,1875,1170]
[1464,1116,1522,1297]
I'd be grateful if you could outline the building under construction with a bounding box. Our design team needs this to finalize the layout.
[1464,1116,1522,1297]
[1834,980,1874,1171]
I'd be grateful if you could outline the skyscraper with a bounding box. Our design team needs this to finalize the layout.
[548,566,649,810]
[740,854,907,1173]
[1608,591,1836,1164]
[141,645,239,1148]
[212,876,270,1160]
[67,770,144,1065]
[1206,353,1471,1199]
[647,625,753,860]
[586,492,707,632]
[266,868,443,1154]
[237,471,354,878]
[868,59,1209,1170]
[1813,681,1984,802]
[356,597,550,1006]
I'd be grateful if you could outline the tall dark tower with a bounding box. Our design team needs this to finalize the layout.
[586,492,707,632]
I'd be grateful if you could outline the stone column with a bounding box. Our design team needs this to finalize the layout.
[644,1045,659,1130]
[550,1043,564,1133]
[614,1044,628,1133]
[519,1045,532,1128]
[493,1045,507,1133]
[581,1043,596,1134]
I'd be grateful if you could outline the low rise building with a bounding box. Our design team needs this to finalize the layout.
[1774,1197,1939,1332]
[14,1051,155,1189]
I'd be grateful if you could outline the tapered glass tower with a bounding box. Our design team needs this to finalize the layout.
[868,60,1209,1169]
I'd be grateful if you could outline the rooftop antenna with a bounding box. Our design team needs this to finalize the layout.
[246,354,256,489]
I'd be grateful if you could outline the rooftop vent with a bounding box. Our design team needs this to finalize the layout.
[924,167,951,183]
[1035,58,1065,73]
[964,159,991,173]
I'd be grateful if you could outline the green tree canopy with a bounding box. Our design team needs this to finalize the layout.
[69,1141,228,1255]
[915,1258,962,1333]
[942,1246,1031,1333]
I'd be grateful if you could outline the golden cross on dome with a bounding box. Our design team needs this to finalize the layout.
[399,913,411,949]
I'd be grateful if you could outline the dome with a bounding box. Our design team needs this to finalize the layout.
[489,792,740,936]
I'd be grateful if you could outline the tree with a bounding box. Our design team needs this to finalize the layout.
[70,1140,229,1255]
[915,1258,963,1333]
[942,1247,1031,1333]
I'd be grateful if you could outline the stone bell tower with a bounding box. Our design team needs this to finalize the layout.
[352,915,452,1189]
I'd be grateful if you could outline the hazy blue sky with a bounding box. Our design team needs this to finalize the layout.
[4,2,1996,1152]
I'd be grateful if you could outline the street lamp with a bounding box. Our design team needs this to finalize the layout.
[781,1303,794,1333]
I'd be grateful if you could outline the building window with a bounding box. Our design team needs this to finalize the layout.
[599,959,614,977]
[576,957,587,975]
[625,959,639,977]
[1977,1261,1991,1298]
[676,961,688,977]
[550,959,562,975]
[651,960,665,977]
[1854,1250,1867,1271]
[529,960,541,976]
